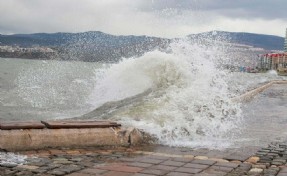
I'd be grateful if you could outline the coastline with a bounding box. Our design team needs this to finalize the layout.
[0,76,287,175]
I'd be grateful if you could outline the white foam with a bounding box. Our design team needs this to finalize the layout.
[267,70,278,75]
[0,152,27,165]
[89,40,243,149]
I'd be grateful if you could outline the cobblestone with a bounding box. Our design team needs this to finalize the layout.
[184,163,210,169]
[140,168,169,175]
[2,144,287,176]
[151,164,177,171]
[191,159,216,165]
[214,162,239,168]
[255,142,287,167]
[161,160,186,167]
[137,158,164,164]
[127,162,154,168]
[0,163,17,168]
[175,166,203,174]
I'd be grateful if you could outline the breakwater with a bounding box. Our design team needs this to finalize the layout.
[0,120,143,151]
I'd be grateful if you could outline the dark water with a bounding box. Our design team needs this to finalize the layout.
[0,58,101,121]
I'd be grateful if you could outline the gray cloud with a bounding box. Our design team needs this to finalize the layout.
[0,0,286,37]
[140,0,287,20]
[200,0,287,20]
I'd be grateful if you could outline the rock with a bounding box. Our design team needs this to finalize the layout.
[264,168,279,175]
[252,164,266,169]
[26,158,51,167]
[16,165,39,170]
[275,148,285,152]
[246,156,260,164]
[194,156,208,160]
[53,160,73,164]
[31,169,48,174]
[249,168,263,173]
[48,169,66,176]
[52,158,68,161]
[182,155,194,159]
[209,158,229,163]
[59,165,83,173]
[40,163,61,170]
[273,159,286,163]
[0,163,17,168]
[269,150,280,154]
[271,161,283,166]
[4,170,18,175]
[279,144,287,148]
[80,161,94,167]
[52,158,73,164]
[69,157,83,162]
[259,159,272,163]
[259,149,271,152]
[125,127,144,146]
[256,152,267,156]
[267,153,279,158]
[16,171,33,176]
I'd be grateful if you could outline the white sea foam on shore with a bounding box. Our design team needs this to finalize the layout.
[87,40,243,148]
[0,152,27,166]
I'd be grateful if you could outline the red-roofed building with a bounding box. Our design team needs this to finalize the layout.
[259,52,287,74]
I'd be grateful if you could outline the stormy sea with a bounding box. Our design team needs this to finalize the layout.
[1,39,286,152]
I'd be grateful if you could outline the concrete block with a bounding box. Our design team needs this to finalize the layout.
[0,127,144,151]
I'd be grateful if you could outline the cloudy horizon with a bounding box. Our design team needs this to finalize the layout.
[0,0,286,38]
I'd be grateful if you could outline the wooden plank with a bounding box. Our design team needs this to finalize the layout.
[0,121,46,130]
[41,120,121,129]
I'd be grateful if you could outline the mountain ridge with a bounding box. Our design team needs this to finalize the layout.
[0,31,284,61]
[187,31,284,50]
[0,30,284,50]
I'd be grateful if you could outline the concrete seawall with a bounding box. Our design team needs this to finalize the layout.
[0,126,143,151]
[231,80,287,102]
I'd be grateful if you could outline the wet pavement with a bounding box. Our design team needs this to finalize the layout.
[238,84,287,148]
[1,84,287,176]
[0,145,286,176]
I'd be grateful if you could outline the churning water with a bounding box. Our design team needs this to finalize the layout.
[85,40,242,148]
[1,40,286,150]
[0,58,101,121]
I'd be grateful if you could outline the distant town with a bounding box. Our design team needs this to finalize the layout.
[258,28,287,75]
[0,45,57,59]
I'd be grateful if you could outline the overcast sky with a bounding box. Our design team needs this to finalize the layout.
[0,0,286,38]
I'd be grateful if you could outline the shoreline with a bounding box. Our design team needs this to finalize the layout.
[1,80,287,152]
[1,80,287,175]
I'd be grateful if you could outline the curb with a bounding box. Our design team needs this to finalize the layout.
[231,80,287,102]
[0,127,143,151]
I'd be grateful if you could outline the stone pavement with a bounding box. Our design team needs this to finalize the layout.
[1,144,287,176]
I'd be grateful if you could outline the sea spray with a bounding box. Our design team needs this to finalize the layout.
[0,152,27,166]
[15,60,101,119]
[267,70,278,76]
[88,39,242,149]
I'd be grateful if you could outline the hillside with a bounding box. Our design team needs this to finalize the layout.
[188,31,284,51]
[0,31,284,61]
[0,31,171,62]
